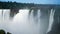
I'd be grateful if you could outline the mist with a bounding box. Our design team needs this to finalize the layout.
[0,9,55,34]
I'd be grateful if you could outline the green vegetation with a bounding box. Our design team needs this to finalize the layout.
[0,29,6,34]
[0,1,35,9]
[0,29,11,34]
[0,1,59,9]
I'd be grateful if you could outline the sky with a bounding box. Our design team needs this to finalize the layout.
[0,0,60,4]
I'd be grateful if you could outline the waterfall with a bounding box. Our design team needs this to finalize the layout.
[8,9,41,34]
[0,9,10,33]
[3,9,10,21]
[47,9,55,32]
[0,9,51,34]
[0,9,3,23]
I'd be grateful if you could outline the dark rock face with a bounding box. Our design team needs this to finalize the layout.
[47,9,60,34]
[10,9,19,17]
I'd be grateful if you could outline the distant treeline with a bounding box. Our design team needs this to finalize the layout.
[0,1,35,9]
[0,1,60,9]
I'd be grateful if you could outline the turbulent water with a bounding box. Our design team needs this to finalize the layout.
[0,9,10,33]
[47,9,55,32]
[0,9,55,34]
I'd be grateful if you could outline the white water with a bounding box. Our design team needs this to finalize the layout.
[47,9,55,32]
[0,9,41,34]
[0,9,55,34]
[9,9,41,34]
[0,9,3,23]
[0,9,10,33]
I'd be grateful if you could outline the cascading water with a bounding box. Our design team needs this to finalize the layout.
[47,9,55,33]
[0,9,10,33]
[9,9,41,34]
[0,9,3,23]
[0,9,55,34]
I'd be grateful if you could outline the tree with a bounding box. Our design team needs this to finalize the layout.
[0,29,6,34]
[7,32,11,34]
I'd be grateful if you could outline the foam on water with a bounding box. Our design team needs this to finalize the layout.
[9,9,41,34]
[0,9,55,34]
